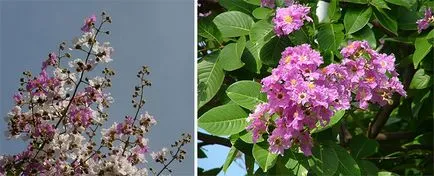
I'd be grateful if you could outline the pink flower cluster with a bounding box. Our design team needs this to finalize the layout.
[273,4,312,36]
[0,13,190,176]
[417,8,433,33]
[247,41,406,156]
[261,0,294,8]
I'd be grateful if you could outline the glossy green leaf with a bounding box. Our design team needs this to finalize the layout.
[385,0,413,8]
[218,36,246,71]
[378,171,400,176]
[253,142,278,172]
[312,110,345,133]
[317,23,345,52]
[244,0,261,6]
[358,160,379,175]
[352,26,377,48]
[213,11,254,38]
[344,7,372,34]
[198,53,225,109]
[198,104,249,136]
[341,0,368,4]
[413,30,434,68]
[198,17,223,43]
[332,143,362,176]
[239,130,264,143]
[222,146,238,173]
[252,7,273,20]
[243,40,263,74]
[226,80,267,110]
[285,151,309,176]
[219,0,256,14]
[349,135,379,159]
[260,36,292,66]
[373,8,398,36]
[370,0,390,10]
[409,69,431,89]
[250,19,275,43]
[309,141,339,176]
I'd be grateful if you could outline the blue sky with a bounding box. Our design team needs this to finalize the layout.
[0,0,193,174]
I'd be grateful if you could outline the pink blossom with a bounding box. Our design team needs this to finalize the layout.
[417,8,433,33]
[81,14,96,32]
[273,4,312,36]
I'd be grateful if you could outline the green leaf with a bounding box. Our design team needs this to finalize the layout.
[396,7,418,30]
[243,41,263,74]
[198,148,207,158]
[198,104,249,136]
[373,8,398,36]
[349,135,379,159]
[328,0,342,22]
[239,130,264,143]
[245,154,255,175]
[244,0,261,6]
[309,142,339,176]
[226,80,267,110]
[198,53,225,109]
[213,11,254,38]
[358,160,379,175]
[352,26,377,48]
[341,0,368,4]
[252,7,273,20]
[285,151,309,176]
[260,36,292,66]
[222,146,238,173]
[384,0,412,8]
[411,89,430,117]
[289,27,310,45]
[332,143,362,176]
[218,36,246,71]
[198,17,223,43]
[378,171,400,176]
[344,7,372,34]
[253,142,278,172]
[312,110,345,133]
[200,167,222,175]
[219,0,257,14]
[413,30,434,68]
[317,23,345,52]
[370,0,390,10]
[249,19,275,43]
[409,69,431,89]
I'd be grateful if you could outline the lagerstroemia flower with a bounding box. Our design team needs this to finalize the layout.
[1,13,189,176]
[417,8,433,33]
[273,4,312,36]
[81,14,96,32]
[247,41,406,156]
[261,0,275,8]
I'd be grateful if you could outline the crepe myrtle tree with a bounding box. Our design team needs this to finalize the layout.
[198,0,433,175]
[0,12,191,176]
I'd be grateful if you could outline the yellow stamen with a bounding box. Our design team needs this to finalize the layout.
[290,79,297,85]
[308,82,315,89]
[285,56,291,64]
[284,16,293,23]
[365,76,375,83]
[299,55,307,61]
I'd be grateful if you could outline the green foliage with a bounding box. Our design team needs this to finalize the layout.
[226,80,267,110]
[198,104,248,136]
[198,0,433,175]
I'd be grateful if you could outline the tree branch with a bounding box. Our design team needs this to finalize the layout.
[367,66,415,139]
[198,132,231,148]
